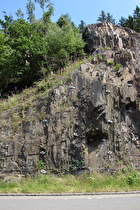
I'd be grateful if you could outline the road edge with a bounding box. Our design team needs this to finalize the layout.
[0,191,140,196]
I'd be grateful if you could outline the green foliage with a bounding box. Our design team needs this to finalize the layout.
[0,56,91,111]
[0,17,48,91]
[0,169,139,193]
[127,172,139,186]
[119,16,126,26]
[37,160,45,170]
[15,9,24,20]
[119,6,140,32]
[114,63,121,70]
[0,1,85,95]
[26,0,36,23]
[65,74,72,83]
[34,0,48,12]
[96,54,102,60]
[96,54,106,62]
[97,10,115,24]
[106,12,116,24]
[0,34,15,89]
[45,22,85,71]
[42,1,54,24]
[69,160,86,172]
[2,1,139,96]
[0,11,13,34]
[57,13,74,28]
[78,20,86,33]
[107,60,115,66]
[97,10,106,22]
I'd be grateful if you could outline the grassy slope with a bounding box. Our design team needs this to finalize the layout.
[0,169,140,193]
[0,56,93,113]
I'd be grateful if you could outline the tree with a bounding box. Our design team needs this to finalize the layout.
[34,0,50,13]
[43,1,54,24]
[97,10,106,22]
[57,13,74,28]
[78,20,86,33]
[97,10,115,24]
[119,16,127,27]
[126,16,135,30]
[26,0,35,23]
[133,6,140,19]
[0,0,86,93]
[15,9,24,20]
[106,12,115,24]
[45,22,85,70]
[0,33,15,90]
[119,6,140,32]
[0,12,13,34]
[0,15,48,90]
[133,6,140,32]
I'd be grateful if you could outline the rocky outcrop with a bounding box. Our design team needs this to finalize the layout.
[83,22,140,53]
[0,23,140,175]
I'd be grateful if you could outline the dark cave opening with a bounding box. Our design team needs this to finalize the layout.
[86,130,108,147]
[126,101,136,112]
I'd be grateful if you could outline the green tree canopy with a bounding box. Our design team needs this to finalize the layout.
[57,13,74,28]
[34,0,51,13]
[78,20,86,33]
[45,22,85,70]
[26,0,36,23]
[119,5,140,32]
[15,9,24,20]
[97,10,116,24]
[0,5,86,93]
[0,17,48,90]
[97,10,106,22]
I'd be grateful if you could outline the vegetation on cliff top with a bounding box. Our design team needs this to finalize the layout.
[0,0,85,96]
[0,0,140,98]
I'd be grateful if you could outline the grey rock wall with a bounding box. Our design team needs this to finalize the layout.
[0,23,140,175]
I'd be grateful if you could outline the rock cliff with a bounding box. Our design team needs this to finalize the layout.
[0,23,140,175]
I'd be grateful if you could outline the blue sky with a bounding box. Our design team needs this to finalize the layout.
[0,0,140,25]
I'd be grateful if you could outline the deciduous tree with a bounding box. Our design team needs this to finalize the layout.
[15,9,24,20]
[26,0,35,23]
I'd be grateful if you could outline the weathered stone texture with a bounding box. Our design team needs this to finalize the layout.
[0,23,140,175]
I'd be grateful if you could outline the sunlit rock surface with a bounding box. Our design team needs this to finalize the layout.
[0,23,140,175]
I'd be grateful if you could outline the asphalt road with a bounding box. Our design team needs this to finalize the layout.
[0,194,140,210]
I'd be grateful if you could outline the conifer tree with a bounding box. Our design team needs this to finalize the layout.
[78,20,86,33]
[133,6,140,32]
[119,6,140,32]
[106,12,115,24]
[97,10,106,22]
[97,10,115,24]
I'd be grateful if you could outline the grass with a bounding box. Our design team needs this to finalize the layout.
[0,55,94,113]
[0,169,139,193]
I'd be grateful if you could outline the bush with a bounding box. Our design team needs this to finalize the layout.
[107,60,115,66]
[37,160,45,170]
[115,63,121,70]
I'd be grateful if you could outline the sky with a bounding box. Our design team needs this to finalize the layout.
[0,0,140,25]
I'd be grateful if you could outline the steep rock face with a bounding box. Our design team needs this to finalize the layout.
[0,23,140,175]
[83,22,140,53]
